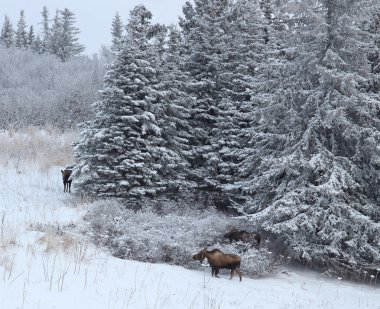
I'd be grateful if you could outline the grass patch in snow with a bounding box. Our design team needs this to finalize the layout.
[0,126,77,171]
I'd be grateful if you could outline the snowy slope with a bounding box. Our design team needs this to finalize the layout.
[0,166,379,309]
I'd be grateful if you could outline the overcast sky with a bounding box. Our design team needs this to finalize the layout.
[1,0,189,55]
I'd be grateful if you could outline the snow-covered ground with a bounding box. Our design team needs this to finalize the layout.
[0,166,379,309]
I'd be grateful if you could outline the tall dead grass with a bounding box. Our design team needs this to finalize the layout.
[0,126,77,171]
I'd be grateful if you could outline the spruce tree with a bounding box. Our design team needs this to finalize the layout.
[15,10,28,48]
[74,5,172,199]
[59,8,85,61]
[27,26,35,48]
[49,10,62,57]
[40,6,50,53]
[235,0,380,278]
[153,25,196,191]
[179,0,233,192]
[208,0,266,197]
[0,15,14,48]
[32,35,44,54]
[111,12,124,53]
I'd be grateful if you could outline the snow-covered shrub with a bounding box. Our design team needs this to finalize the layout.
[83,198,281,278]
[84,199,230,264]
[219,242,282,278]
[0,46,104,129]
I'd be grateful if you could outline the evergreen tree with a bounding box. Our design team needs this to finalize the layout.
[363,6,380,93]
[74,5,172,199]
[27,25,35,48]
[179,0,233,192]
[259,0,273,43]
[40,6,50,53]
[15,10,28,48]
[0,15,14,48]
[235,0,380,278]
[153,25,196,191]
[209,0,266,196]
[59,8,85,61]
[111,12,124,53]
[46,8,84,61]
[32,35,44,54]
[49,10,62,57]
[149,24,167,63]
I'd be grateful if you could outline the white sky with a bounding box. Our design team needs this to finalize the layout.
[0,0,189,55]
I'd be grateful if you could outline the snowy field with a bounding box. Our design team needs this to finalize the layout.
[0,166,378,309]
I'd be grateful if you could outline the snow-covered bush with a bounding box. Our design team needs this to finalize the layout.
[83,198,280,278]
[220,242,282,278]
[0,46,104,129]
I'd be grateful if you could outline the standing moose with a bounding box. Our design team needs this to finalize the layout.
[61,169,73,193]
[192,248,243,281]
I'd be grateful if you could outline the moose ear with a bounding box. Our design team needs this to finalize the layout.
[61,170,64,173]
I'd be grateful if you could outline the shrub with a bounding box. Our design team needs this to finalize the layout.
[83,198,282,277]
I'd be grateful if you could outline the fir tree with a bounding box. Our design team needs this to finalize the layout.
[59,8,85,61]
[235,0,380,278]
[111,12,124,53]
[40,6,50,53]
[27,25,35,48]
[153,25,196,191]
[179,0,233,192]
[209,0,266,196]
[15,10,28,48]
[0,15,14,48]
[259,0,273,43]
[74,5,172,199]
[32,35,44,54]
[49,10,62,57]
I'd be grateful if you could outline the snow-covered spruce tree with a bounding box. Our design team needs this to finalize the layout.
[179,0,235,194]
[208,0,267,199]
[74,5,180,199]
[46,8,84,61]
[111,12,124,54]
[48,10,62,58]
[27,26,35,49]
[40,6,50,53]
[15,10,28,49]
[151,25,196,192]
[0,15,14,48]
[234,0,380,278]
[31,35,44,54]
[364,6,380,93]
[58,8,85,61]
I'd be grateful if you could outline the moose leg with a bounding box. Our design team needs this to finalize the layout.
[214,268,220,278]
[236,268,243,281]
[63,182,66,192]
[68,181,71,193]
[230,269,235,280]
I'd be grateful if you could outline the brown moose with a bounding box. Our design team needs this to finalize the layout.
[224,228,261,246]
[192,248,243,281]
[61,169,72,193]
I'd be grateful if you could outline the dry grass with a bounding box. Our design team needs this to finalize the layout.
[0,126,77,171]
[38,229,78,254]
[0,219,19,249]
